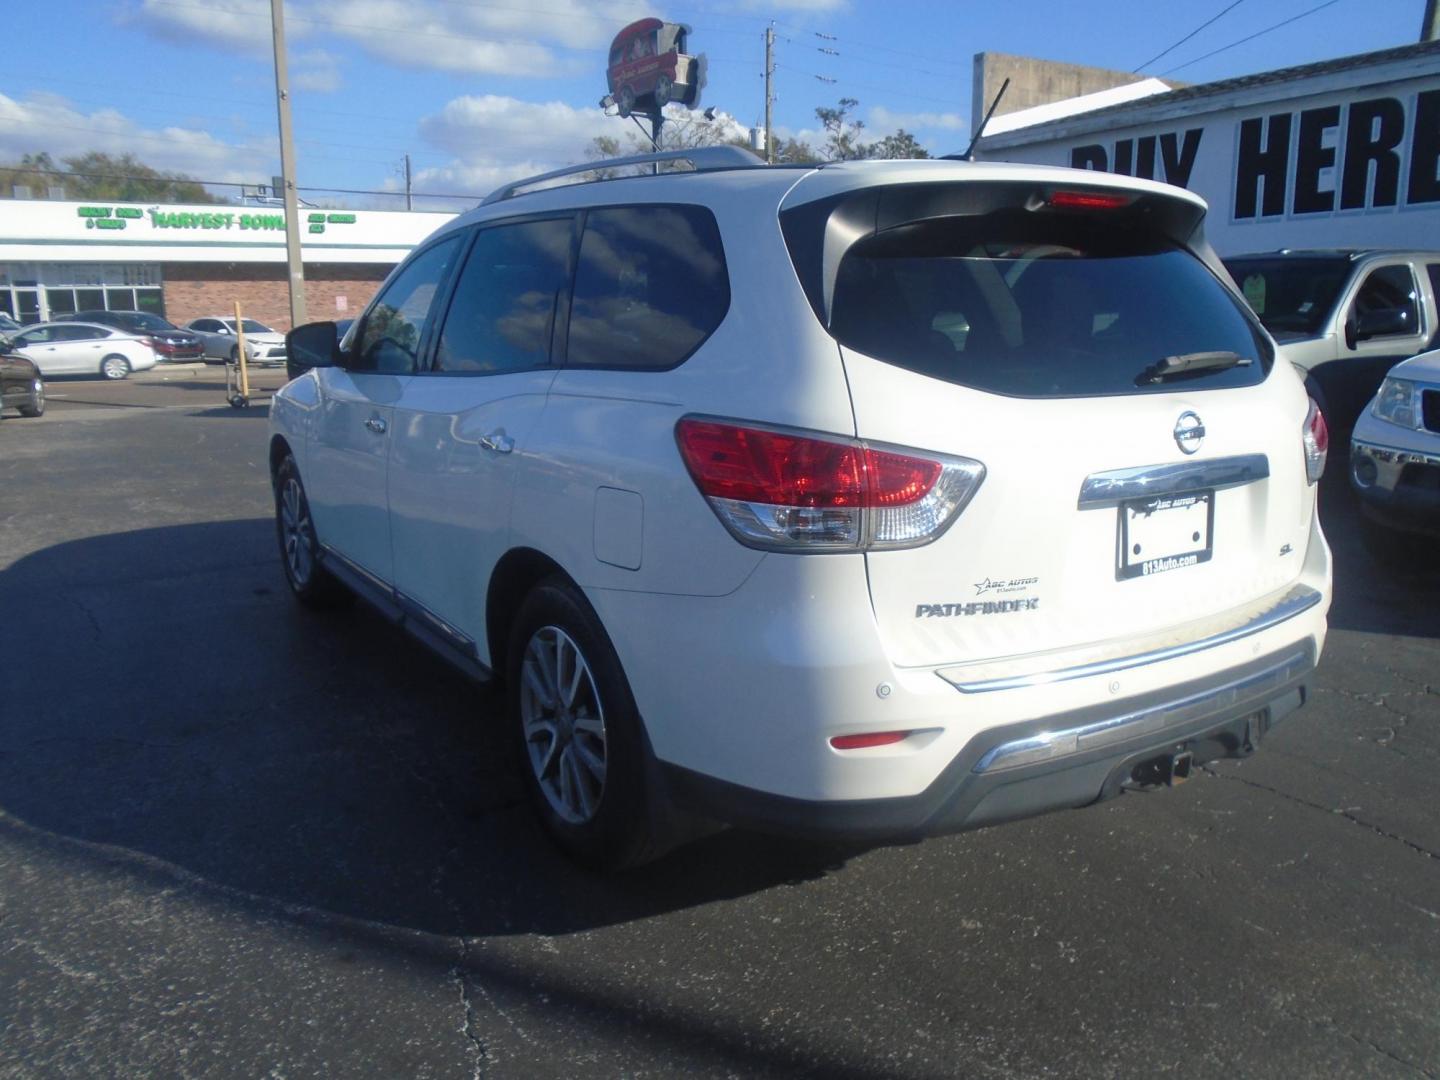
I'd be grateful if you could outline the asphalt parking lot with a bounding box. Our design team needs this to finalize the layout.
[1,370,1437,1079]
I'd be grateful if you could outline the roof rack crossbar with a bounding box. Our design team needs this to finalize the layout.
[481,145,764,205]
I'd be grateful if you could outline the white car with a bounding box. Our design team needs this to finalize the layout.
[5,321,158,379]
[186,316,288,364]
[269,149,1332,869]
[1350,348,1440,540]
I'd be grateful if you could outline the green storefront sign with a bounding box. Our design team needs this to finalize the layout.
[76,205,360,235]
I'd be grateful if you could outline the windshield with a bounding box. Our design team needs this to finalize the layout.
[828,211,1270,398]
[1222,256,1350,339]
[128,312,179,332]
[229,319,273,334]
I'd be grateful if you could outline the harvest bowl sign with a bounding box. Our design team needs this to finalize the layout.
[76,205,359,235]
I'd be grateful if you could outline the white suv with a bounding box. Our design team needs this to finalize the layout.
[269,148,1332,869]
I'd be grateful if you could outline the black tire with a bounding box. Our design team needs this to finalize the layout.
[274,455,350,608]
[508,577,662,871]
[100,354,131,380]
[18,376,43,417]
[654,75,673,106]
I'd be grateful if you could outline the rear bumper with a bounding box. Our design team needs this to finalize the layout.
[662,641,1315,839]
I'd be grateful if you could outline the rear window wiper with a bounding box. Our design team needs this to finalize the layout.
[1138,350,1251,384]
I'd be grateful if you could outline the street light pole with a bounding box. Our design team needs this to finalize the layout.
[270,0,307,329]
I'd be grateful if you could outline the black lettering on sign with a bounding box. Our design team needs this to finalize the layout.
[1160,129,1202,187]
[1071,144,1107,170]
[1408,88,1440,206]
[1114,138,1133,175]
[1235,113,1292,219]
[1294,104,1340,214]
[1341,97,1404,209]
[1135,135,1157,180]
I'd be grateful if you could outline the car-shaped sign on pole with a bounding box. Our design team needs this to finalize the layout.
[606,18,705,117]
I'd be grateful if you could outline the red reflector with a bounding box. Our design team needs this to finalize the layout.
[676,420,940,508]
[830,731,910,750]
[1047,190,1132,210]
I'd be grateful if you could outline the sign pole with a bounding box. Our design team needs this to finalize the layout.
[270,0,307,330]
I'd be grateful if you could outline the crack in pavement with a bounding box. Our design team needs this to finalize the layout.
[1201,766,1440,862]
[453,941,489,1080]
[1276,1004,1438,1079]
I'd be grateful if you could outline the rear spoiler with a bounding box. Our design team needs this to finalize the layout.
[778,180,1213,329]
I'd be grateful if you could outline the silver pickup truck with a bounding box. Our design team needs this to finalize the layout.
[1223,250,1440,436]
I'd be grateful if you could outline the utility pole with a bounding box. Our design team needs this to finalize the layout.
[404,153,413,211]
[1423,0,1439,41]
[270,0,307,329]
[763,25,775,164]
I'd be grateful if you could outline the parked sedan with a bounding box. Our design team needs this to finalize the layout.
[0,312,20,336]
[3,322,157,379]
[186,316,288,364]
[73,310,205,363]
[1,349,44,418]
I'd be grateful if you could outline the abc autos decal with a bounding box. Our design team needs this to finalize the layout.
[77,205,359,235]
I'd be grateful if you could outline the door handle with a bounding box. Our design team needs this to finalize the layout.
[364,416,387,434]
[480,430,514,454]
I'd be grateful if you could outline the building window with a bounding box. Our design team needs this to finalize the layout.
[0,262,163,323]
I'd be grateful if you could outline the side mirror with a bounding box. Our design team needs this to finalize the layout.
[217,326,232,335]
[1354,308,1410,342]
[286,321,341,382]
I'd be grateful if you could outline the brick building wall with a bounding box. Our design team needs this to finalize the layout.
[161,262,391,331]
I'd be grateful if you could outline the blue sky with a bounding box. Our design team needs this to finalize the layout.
[0,0,1427,208]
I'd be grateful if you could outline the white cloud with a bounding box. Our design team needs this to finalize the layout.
[127,0,653,76]
[867,106,968,133]
[0,92,270,188]
[407,96,752,203]
[293,49,343,93]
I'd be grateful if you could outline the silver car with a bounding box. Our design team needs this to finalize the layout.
[4,321,158,380]
[186,317,289,364]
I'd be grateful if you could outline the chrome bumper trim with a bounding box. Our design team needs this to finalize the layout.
[941,584,1322,694]
[1077,453,1269,508]
[1351,438,1440,470]
[972,645,1314,774]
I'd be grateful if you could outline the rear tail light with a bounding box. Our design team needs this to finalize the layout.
[139,337,157,349]
[675,418,985,552]
[1302,398,1328,485]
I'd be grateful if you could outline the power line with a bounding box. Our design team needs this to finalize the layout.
[773,64,965,110]
[1159,0,1347,75]
[1133,0,1247,72]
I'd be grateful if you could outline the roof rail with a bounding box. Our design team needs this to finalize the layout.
[481,145,764,206]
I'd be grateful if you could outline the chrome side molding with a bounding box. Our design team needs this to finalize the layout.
[940,583,1322,694]
[972,645,1314,774]
[1078,453,1269,508]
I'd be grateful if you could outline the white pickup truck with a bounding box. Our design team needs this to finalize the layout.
[1223,250,1440,436]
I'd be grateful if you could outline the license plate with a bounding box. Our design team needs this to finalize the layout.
[1118,491,1213,580]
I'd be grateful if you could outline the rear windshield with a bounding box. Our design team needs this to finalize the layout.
[829,211,1271,398]
[1221,256,1350,340]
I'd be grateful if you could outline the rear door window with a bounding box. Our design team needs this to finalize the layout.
[434,217,573,374]
[564,205,729,370]
[829,212,1270,398]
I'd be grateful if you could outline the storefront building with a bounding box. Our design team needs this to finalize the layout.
[0,200,456,329]
[974,40,1440,254]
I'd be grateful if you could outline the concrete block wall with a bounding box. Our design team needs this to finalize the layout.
[971,52,1160,137]
[161,262,391,331]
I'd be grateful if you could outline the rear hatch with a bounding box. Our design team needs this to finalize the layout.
[781,171,1314,671]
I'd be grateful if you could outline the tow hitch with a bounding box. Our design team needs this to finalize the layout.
[1125,750,1194,790]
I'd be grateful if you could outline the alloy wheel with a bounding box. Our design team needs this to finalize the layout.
[279,477,314,586]
[520,626,607,825]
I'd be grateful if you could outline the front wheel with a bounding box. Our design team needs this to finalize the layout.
[654,75,673,106]
[508,578,661,871]
[100,355,131,380]
[18,377,44,417]
[274,455,349,608]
